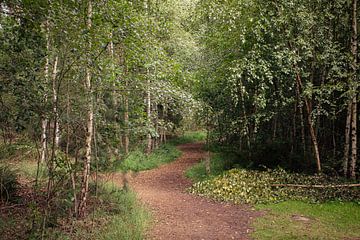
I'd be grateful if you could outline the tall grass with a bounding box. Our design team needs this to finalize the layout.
[91,182,150,240]
[116,143,181,172]
[168,131,206,145]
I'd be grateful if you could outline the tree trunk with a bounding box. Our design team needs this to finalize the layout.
[78,0,93,218]
[146,74,152,155]
[154,103,159,149]
[40,19,50,163]
[124,78,129,155]
[296,73,321,172]
[350,0,358,179]
[52,56,60,148]
[344,102,352,176]
[295,80,306,157]
[350,98,357,179]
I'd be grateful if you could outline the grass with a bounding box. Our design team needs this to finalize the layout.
[116,131,206,172]
[185,152,237,182]
[168,131,206,145]
[91,182,150,240]
[116,143,181,172]
[252,201,360,240]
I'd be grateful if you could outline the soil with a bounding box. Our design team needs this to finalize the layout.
[114,142,262,240]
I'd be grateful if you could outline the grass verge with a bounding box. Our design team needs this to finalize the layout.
[116,143,181,172]
[91,182,150,240]
[252,201,360,240]
[185,152,237,182]
[168,131,206,145]
[117,131,206,172]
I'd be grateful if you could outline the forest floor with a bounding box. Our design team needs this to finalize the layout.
[113,142,262,240]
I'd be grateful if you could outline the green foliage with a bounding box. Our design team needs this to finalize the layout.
[252,201,360,240]
[0,142,36,162]
[0,165,19,202]
[117,143,181,172]
[185,152,237,182]
[95,184,150,240]
[169,131,206,145]
[72,182,150,240]
[190,168,360,204]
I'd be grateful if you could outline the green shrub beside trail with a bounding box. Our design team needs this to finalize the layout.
[189,168,360,204]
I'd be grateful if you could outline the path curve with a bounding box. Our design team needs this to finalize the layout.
[117,143,261,240]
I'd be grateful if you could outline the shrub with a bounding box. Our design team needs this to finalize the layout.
[189,168,360,204]
[0,165,19,202]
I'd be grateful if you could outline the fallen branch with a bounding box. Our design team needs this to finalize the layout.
[0,203,25,210]
[271,183,360,188]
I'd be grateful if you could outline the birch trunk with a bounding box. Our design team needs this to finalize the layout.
[344,102,352,176]
[52,56,60,148]
[124,78,129,155]
[41,19,50,163]
[350,0,358,179]
[78,0,93,218]
[146,74,152,155]
[295,80,306,157]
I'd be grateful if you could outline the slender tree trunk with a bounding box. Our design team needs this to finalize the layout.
[163,104,167,143]
[78,0,93,218]
[41,19,50,163]
[124,78,129,155]
[154,103,159,149]
[344,102,352,176]
[238,76,250,150]
[146,73,152,155]
[291,102,297,154]
[296,73,321,172]
[295,80,306,157]
[350,0,358,179]
[52,56,60,148]
[350,98,357,179]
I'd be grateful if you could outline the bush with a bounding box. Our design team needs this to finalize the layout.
[0,165,19,202]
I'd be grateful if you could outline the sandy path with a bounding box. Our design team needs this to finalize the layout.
[115,143,261,240]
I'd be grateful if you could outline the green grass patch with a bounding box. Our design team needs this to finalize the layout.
[116,143,181,172]
[185,152,237,182]
[169,131,206,145]
[66,182,150,240]
[0,142,36,162]
[15,161,47,180]
[252,201,360,240]
[93,183,150,240]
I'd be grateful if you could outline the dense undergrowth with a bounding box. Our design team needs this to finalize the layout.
[0,132,205,239]
[187,150,360,204]
[69,182,150,240]
[187,148,360,239]
[115,131,205,172]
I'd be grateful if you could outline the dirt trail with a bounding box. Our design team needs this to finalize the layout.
[115,143,262,240]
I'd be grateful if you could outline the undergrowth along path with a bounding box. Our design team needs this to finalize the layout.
[115,143,262,240]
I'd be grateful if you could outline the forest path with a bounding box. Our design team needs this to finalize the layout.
[115,143,262,240]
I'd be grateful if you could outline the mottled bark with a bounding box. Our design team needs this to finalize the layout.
[349,0,357,179]
[78,0,93,218]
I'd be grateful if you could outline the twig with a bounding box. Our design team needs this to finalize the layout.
[0,203,25,210]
